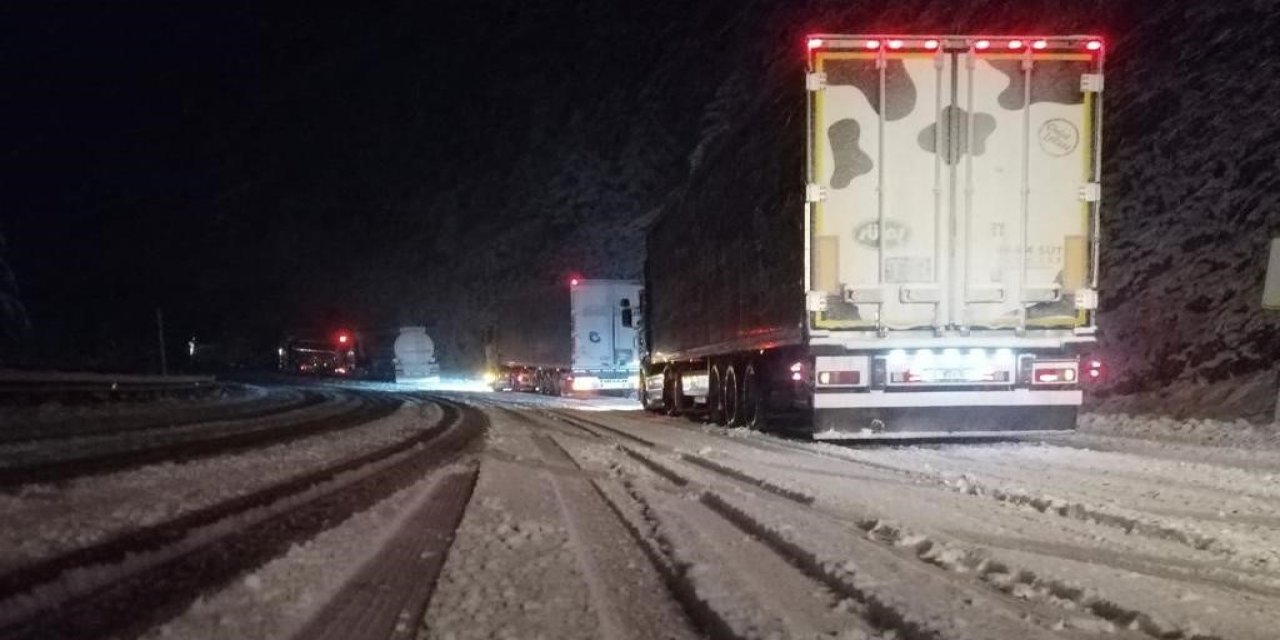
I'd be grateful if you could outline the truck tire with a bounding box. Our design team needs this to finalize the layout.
[673,371,690,417]
[723,365,743,427]
[743,362,768,431]
[663,366,681,416]
[707,364,726,425]
[639,369,656,411]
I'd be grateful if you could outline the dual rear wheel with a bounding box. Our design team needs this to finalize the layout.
[708,361,765,430]
[659,360,767,430]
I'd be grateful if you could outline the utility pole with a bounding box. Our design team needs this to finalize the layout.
[155,307,168,376]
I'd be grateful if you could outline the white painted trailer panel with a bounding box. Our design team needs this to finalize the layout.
[809,40,1100,333]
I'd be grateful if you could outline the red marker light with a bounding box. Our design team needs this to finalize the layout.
[570,278,580,287]
[924,39,939,49]
[1033,39,1048,49]
[888,39,903,49]
[1083,359,1104,382]
[974,39,990,50]
[337,334,349,344]
[1008,39,1023,49]
[865,40,880,49]
[807,37,824,50]
[1086,40,1103,51]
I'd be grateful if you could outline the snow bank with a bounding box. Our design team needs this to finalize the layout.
[1088,368,1278,422]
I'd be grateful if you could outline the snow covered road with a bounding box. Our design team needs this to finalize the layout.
[4,386,1278,638]
[412,394,1279,639]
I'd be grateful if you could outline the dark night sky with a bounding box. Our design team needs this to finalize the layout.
[3,1,700,368]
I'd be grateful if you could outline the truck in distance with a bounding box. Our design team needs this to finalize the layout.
[487,278,641,396]
[629,34,1105,438]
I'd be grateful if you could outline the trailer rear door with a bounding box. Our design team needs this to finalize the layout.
[808,37,1101,332]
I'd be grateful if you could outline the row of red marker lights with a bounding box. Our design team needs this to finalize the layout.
[807,38,1102,51]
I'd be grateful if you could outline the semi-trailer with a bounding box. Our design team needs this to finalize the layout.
[630,34,1105,438]
[487,278,642,395]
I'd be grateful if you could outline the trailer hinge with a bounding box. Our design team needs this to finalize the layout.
[806,291,829,312]
[805,183,827,203]
[806,72,827,91]
[1078,182,1101,202]
[1074,288,1099,310]
[1081,73,1104,93]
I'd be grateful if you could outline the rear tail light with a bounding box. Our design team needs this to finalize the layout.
[1034,369,1074,383]
[1030,361,1079,386]
[817,371,861,386]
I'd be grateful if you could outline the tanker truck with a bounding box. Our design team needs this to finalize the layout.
[393,326,440,383]
[629,34,1105,438]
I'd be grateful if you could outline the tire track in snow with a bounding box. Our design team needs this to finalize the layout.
[295,465,479,640]
[0,397,482,640]
[579,420,1215,639]
[0,391,402,487]
[530,432,696,640]
[424,404,696,640]
[812,443,1280,570]
[624,412,1280,575]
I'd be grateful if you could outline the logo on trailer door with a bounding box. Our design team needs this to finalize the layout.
[588,331,602,343]
[854,220,909,248]
[1038,119,1079,157]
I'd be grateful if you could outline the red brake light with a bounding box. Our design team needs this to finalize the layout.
[975,39,990,50]
[1008,40,1023,49]
[865,40,880,49]
[807,37,824,50]
[1033,39,1048,50]
[888,39,903,49]
[1086,40,1103,51]
[924,39,939,49]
